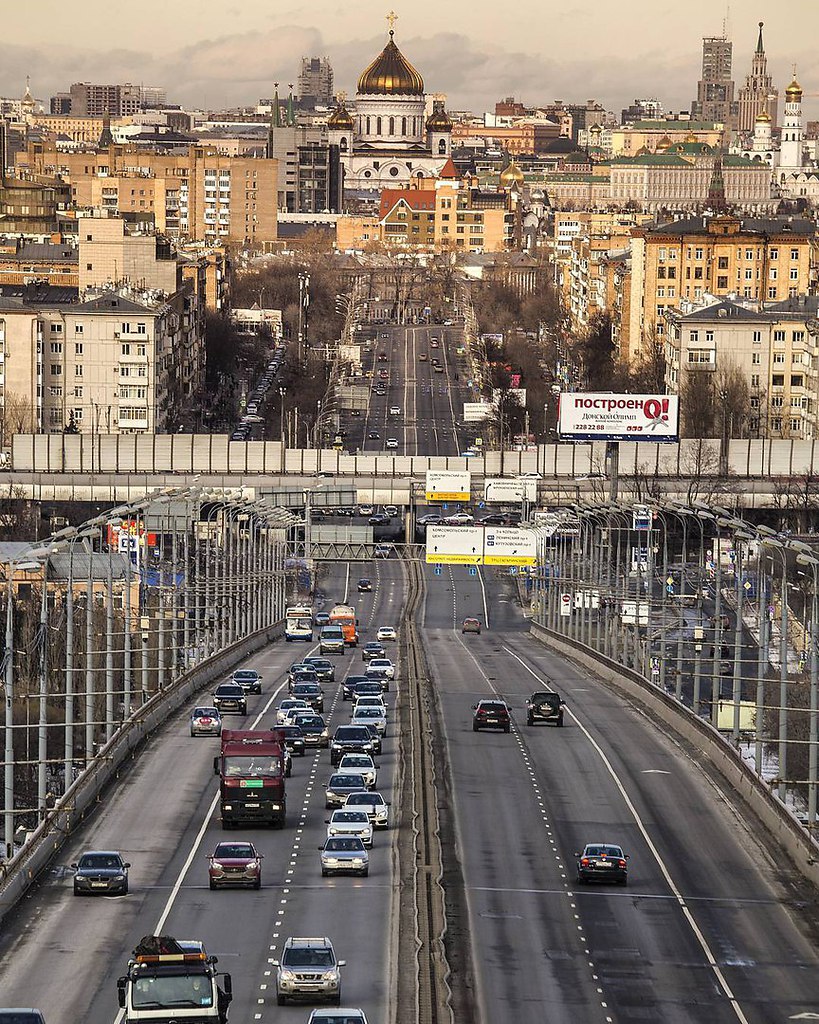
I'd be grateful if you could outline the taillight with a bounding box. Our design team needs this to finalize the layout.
[580,857,590,866]
[618,859,627,869]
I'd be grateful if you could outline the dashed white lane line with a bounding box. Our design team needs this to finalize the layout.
[501,643,751,1024]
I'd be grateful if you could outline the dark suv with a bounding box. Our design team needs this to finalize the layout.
[526,691,565,727]
[212,683,247,715]
[231,668,262,694]
[330,725,376,765]
[472,699,511,733]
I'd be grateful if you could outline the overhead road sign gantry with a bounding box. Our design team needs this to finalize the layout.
[482,526,537,566]
[425,470,471,503]
[425,525,483,564]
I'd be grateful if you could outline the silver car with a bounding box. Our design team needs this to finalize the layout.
[351,706,387,737]
[366,658,395,680]
[337,754,378,789]
[326,808,374,848]
[276,699,311,725]
[344,791,390,829]
[190,706,222,737]
[274,937,345,1006]
[319,836,369,877]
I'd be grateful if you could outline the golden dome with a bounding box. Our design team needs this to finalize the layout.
[357,31,424,96]
[499,158,525,188]
[328,101,354,129]
[786,76,803,100]
[426,103,452,132]
[755,109,771,123]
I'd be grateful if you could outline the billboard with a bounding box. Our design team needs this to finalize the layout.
[425,525,483,564]
[425,470,471,502]
[463,402,492,422]
[482,527,537,566]
[558,393,680,442]
[483,478,538,502]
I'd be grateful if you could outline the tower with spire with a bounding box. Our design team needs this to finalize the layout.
[705,150,729,213]
[736,22,779,134]
[779,70,804,173]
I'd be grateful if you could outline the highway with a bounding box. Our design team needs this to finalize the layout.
[0,560,406,1022]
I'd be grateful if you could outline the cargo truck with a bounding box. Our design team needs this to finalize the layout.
[117,936,232,1023]
[328,604,359,646]
[213,729,286,828]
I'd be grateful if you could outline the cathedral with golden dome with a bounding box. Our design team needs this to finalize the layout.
[327,14,452,193]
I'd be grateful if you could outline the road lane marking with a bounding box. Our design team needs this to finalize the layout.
[501,644,752,1024]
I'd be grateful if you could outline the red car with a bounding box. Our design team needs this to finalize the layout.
[208,841,263,889]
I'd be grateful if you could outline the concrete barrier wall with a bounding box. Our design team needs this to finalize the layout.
[530,622,819,891]
[0,620,283,927]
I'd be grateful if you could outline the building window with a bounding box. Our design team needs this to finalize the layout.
[751,374,760,386]
[772,374,785,386]
[791,248,800,261]
[50,342,62,354]
[50,364,62,376]
[136,322,146,334]
[753,330,762,343]
[50,323,62,333]
[717,256,729,269]
[75,365,83,377]
[667,266,676,279]
[74,324,83,334]
[791,419,801,432]
[74,386,83,398]
[770,248,778,260]
[768,287,777,299]
[791,375,804,387]
[75,342,83,355]
[790,268,799,281]
[705,331,714,343]
[771,396,784,408]
[688,330,699,342]
[752,352,761,364]
[793,330,805,343]
[771,417,782,431]
[745,249,754,260]
[121,323,131,334]
[770,267,778,280]
[773,353,785,363]
[717,276,728,289]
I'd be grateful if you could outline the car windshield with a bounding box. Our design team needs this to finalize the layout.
[331,775,365,786]
[223,756,281,778]
[193,707,218,717]
[355,709,382,719]
[333,811,368,822]
[341,756,370,766]
[216,686,243,696]
[310,1016,365,1024]
[78,853,121,869]
[481,703,506,712]
[586,845,623,858]
[325,838,365,851]
[132,975,213,1009]
[214,843,255,859]
[348,793,383,806]
[533,692,559,705]
[234,671,257,680]
[283,948,334,968]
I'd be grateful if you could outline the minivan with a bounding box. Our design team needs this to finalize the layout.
[319,625,346,655]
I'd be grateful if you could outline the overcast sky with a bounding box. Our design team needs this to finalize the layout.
[2,1,817,118]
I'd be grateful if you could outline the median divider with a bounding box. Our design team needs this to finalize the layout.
[0,620,283,927]
[530,621,819,890]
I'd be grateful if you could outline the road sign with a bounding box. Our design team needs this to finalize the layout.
[468,566,477,576]
[425,470,470,503]
[433,566,442,576]
[425,525,483,564]
[560,593,571,617]
[483,527,537,566]
[483,478,537,503]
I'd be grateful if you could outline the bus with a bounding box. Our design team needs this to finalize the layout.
[328,604,358,646]
[285,605,314,642]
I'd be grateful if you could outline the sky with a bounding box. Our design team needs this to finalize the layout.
[2,0,818,119]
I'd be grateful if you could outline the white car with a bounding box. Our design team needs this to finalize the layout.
[276,698,311,725]
[325,808,374,848]
[366,658,395,680]
[337,753,378,789]
[389,406,401,415]
[444,512,473,525]
[377,626,397,642]
[345,790,390,829]
[385,438,399,450]
[352,706,387,736]
[520,472,543,479]
[308,1010,369,1024]
[353,696,388,721]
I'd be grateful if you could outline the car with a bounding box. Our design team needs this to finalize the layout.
[325,808,374,848]
[274,937,345,1006]
[277,698,312,725]
[337,753,378,789]
[278,723,306,756]
[367,431,380,440]
[350,409,362,418]
[314,611,331,627]
[289,668,320,693]
[351,679,383,700]
[307,1011,369,1024]
[288,661,312,682]
[374,543,393,558]
[0,1012,47,1024]
[376,626,397,642]
[520,472,543,479]
[416,513,442,526]
[319,836,369,877]
[351,706,387,736]
[231,668,262,694]
[389,406,401,416]
[342,674,370,701]
[419,353,428,361]
[207,840,263,889]
[444,512,473,525]
[302,657,336,683]
[212,683,247,715]
[377,352,388,361]
[462,617,481,635]
[357,504,375,516]
[353,697,388,722]
[330,724,376,765]
[430,339,440,348]
[190,706,222,736]
[526,691,565,727]
[344,791,390,829]
[72,850,130,896]
[292,682,325,713]
[294,712,330,748]
[365,658,395,687]
[362,641,385,662]
[385,438,399,450]
[575,843,629,885]
[383,504,399,517]
[378,369,389,380]
[325,773,369,809]
[357,577,372,593]
[472,699,511,733]
[433,363,444,373]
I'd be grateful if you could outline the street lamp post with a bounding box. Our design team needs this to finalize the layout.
[796,552,819,830]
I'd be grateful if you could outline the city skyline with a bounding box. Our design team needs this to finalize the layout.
[1,1,817,118]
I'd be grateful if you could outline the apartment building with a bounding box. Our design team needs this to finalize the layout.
[665,296,819,439]
[628,215,819,359]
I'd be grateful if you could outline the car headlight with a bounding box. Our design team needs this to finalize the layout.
[211,861,224,870]
[280,970,296,982]
[223,804,233,811]
[321,729,329,738]
[329,828,339,835]
[323,971,338,981]
[352,858,364,865]
[113,874,125,881]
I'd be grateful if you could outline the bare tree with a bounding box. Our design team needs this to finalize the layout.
[680,370,717,438]
[2,391,35,445]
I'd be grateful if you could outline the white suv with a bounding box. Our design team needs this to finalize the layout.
[274,937,345,1006]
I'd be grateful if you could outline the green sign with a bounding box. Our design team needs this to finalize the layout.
[240,779,263,788]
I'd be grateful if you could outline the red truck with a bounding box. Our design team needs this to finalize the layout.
[213,729,286,829]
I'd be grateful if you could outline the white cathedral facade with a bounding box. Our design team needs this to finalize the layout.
[326,25,452,192]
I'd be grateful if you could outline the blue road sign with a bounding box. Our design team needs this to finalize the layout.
[468,566,477,576]
[433,567,442,576]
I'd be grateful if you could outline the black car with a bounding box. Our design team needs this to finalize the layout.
[364,723,382,756]
[302,657,335,683]
[472,699,511,733]
[291,681,325,713]
[342,674,370,701]
[72,850,130,896]
[575,843,629,885]
[231,668,262,694]
[289,668,319,693]
[369,514,389,526]
[212,683,247,715]
[368,431,380,440]
[357,578,372,593]
[330,724,376,765]
[278,724,306,756]
[362,641,384,662]
[293,712,329,748]
[526,691,565,727]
